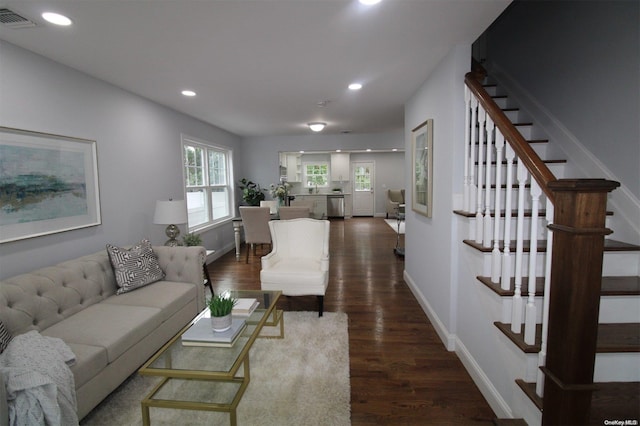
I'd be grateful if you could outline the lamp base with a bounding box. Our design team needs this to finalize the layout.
[164,224,182,246]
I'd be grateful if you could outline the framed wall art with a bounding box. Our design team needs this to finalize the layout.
[411,118,433,218]
[0,127,101,243]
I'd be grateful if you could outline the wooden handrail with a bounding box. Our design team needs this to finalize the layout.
[465,72,557,203]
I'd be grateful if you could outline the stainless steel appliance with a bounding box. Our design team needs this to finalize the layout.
[327,195,345,218]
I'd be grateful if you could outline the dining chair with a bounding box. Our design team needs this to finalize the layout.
[239,206,272,263]
[278,206,311,220]
[260,200,279,215]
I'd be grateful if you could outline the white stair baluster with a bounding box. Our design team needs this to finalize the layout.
[500,143,515,291]
[491,130,505,283]
[469,97,478,215]
[463,87,471,212]
[536,201,554,396]
[511,158,528,333]
[524,178,542,345]
[483,116,495,248]
[475,107,486,243]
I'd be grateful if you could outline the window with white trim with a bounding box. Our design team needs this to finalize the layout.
[303,162,329,187]
[182,136,234,230]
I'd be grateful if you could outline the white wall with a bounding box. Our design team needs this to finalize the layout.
[403,44,469,346]
[0,42,242,279]
[402,42,534,420]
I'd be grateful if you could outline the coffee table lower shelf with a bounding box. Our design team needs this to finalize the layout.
[139,300,283,426]
[141,356,251,426]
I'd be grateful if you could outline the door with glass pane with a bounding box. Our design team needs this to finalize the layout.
[352,162,374,216]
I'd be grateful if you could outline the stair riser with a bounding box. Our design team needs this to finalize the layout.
[464,215,614,242]
[603,252,640,276]
[594,353,640,382]
[599,296,640,323]
[494,294,640,325]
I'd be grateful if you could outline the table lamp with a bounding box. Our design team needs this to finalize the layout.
[153,199,188,246]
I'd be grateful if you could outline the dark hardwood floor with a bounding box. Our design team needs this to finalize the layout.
[207,217,496,425]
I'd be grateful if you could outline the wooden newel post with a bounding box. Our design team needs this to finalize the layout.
[542,179,620,426]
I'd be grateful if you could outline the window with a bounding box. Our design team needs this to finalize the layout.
[303,162,329,187]
[182,136,234,230]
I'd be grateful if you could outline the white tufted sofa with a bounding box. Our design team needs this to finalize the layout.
[0,245,206,421]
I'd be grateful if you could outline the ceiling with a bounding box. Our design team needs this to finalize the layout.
[0,1,510,137]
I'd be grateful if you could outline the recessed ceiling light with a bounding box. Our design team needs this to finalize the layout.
[348,83,363,91]
[359,0,381,5]
[42,12,72,26]
[336,149,342,152]
[308,122,326,132]
[366,149,372,152]
[392,148,398,152]
[181,90,196,97]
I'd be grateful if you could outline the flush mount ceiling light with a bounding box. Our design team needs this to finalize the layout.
[42,12,72,26]
[308,122,326,132]
[359,0,381,5]
[348,83,363,91]
[181,90,196,97]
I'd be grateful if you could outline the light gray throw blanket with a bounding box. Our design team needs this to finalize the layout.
[0,331,78,426]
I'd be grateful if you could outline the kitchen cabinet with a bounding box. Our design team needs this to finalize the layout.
[286,154,302,182]
[331,153,350,182]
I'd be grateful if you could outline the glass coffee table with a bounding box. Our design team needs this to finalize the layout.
[138,290,283,425]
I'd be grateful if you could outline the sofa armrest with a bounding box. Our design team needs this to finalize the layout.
[153,246,207,312]
[0,372,8,426]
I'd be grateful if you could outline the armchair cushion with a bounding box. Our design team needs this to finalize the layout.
[260,219,330,314]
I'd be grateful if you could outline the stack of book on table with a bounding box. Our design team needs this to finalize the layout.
[181,317,246,348]
[232,298,259,317]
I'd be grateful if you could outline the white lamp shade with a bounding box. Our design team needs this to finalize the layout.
[153,200,188,225]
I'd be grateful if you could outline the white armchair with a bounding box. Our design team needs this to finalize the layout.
[260,218,330,316]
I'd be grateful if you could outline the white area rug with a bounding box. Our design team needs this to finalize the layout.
[81,311,350,426]
[384,218,405,234]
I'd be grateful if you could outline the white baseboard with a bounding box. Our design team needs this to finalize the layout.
[404,270,515,419]
[455,337,513,418]
[403,270,456,351]
[205,241,236,263]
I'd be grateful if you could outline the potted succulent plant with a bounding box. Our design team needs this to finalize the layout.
[207,294,237,332]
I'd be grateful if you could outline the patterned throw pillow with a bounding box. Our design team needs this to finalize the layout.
[106,239,165,294]
[0,320,12,354]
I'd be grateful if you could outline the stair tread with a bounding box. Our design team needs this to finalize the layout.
[516,380,640,424]
[474,159,567,165]
[477,275,640,297]
[495,322,640,353]
[463,238,640,253]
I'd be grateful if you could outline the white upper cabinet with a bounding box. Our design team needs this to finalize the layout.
[331,153,350,182]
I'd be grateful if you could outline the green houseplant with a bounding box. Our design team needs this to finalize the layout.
[207,294,237,332]
[238,178,266,206]
[182,232,203,247]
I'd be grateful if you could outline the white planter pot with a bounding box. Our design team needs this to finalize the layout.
[211,314,232,332]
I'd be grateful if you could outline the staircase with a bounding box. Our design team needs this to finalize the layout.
[458,67,640,425]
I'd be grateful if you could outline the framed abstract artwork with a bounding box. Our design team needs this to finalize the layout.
[0,127,101,243]
[411,119,433,218]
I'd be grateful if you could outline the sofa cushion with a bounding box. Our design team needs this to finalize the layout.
[106,239,165,294]
[42,303,162,363]
[62,343,109,389]
[101,281,197,322]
